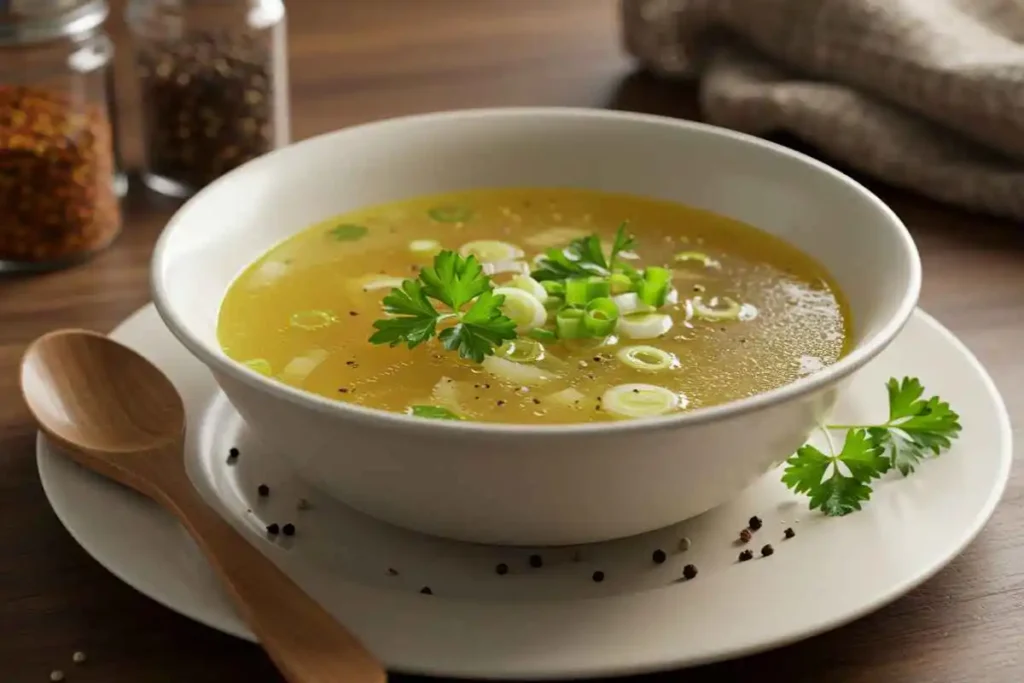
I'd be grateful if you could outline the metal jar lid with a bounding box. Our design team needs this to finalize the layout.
[0,0,109,46]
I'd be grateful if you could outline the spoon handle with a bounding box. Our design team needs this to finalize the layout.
[162,477,386,683]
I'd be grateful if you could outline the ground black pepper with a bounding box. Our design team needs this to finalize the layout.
[682,564,698,580]
[135,31,279,194]
[257,484,270,497]
[496,563,509,575]
[784,527,795,539]
[652,549,667,564]
[282,523,295,537]
[761,544,774,557]
[592,570,605,583]
[528,554,543,568]
[0,86,121,266]
[748,515,763,531]
[738,549,753,562]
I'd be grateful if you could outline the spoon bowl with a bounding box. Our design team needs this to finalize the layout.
[21,329,386,683]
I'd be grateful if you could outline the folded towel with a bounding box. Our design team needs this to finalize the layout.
[621,0,1024,220]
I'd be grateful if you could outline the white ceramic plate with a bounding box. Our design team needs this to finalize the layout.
[37,304,1011,680]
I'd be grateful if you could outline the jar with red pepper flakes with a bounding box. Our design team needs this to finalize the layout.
[0,0,124,272]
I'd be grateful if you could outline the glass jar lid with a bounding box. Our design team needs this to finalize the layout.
[0,0,109,46]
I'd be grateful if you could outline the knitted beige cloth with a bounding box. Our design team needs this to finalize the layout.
[621,0,1024,220]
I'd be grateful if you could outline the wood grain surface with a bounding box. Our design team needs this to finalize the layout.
[2,1,1021,681]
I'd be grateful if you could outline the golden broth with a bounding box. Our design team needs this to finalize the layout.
[218,188,851,424]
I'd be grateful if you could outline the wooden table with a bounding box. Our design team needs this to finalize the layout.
[2,2,1021,681]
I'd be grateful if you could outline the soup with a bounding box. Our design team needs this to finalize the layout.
[218,188,851,424]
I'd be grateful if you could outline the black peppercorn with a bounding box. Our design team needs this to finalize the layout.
[266,523,279,535]
[496,563,509,576]
[228,447,239,460]
[784,527,795,539]
[257,484,270,497]
[420,586,433,595]
[682,564,698,580]
[738,549,753,562]
[592,571,605,583]
[748,515,763,531]
[386,568,399,576]
[761,544,774,557]
[528,554,543,568]
[652,549,667,564]
[282,523,295,537]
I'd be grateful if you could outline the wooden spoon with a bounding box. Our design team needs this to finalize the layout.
[20,329,387,683]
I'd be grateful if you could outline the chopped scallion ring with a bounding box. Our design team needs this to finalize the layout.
[409,239,442,256]
[673,251,720,269]
[498,338,546,363]
[618,312,673,339]
[361,275,407,292]
[290,310,336,330]
[556,307,586,339]
[692,296,744,321]
[583,297,620,337]
[492,286,547,332]
[609,272,633,294]
[428,205,474,223]
[611,292,654,316]
[602,383,683,419]
[616,345,678,372]
[482,354,553,384]
[508,274,548,302]
[639,266,672,307]
[459,240,524,263]
[529,328,558,342]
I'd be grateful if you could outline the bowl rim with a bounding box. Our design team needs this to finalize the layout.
[151,106,922,438]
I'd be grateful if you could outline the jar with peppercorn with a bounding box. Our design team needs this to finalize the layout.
[125,0,291,197]
[0,0,124,271]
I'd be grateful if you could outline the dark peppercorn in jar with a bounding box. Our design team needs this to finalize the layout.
[0,0,124,271]
[125,0,290,197]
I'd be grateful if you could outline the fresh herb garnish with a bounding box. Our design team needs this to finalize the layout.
[531,223,636,281]
[428,205,474,223]
[782,377,962,516]
[328,224,369,241]
[409,405,462,420]
[369,251,517,362]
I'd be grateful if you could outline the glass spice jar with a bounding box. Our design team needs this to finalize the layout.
[0,0,124,272]
[125,0,291,197]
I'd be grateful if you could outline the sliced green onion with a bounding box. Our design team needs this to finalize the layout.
[279,349,329,385]
[692,296,743,321]
[618,312,673,340]
[524,227,590,248]
[639,266,672,307]
[584,297,619,336]
[611,292,654,315]
[482,354,553,384]
[428,205,474,223]
[498,338,546,363]
[242,358,272,376]
[508,274,548,302]
[602,384,683,419]
[482,260,529,277]
[609,272,633,294]
[616,345,678,372]
[673,251,720,269]
[409,405,463,420]
[565,278,591,306]
[290,310,336,330]
[328,223,368,241]
[409,239,442,256]
[493,286,547,332]
[459,240,523,263]
[586,276,611,300]
[556,307,586,339]
[546,387,587,406]
[529,328,558,342]
[541,280,566,297]
[360,275,407,292]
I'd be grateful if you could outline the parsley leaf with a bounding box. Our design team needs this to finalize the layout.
[369,251,517,362]
[868,377,962,476]
[782,429,887,516]
[782,377,962,516]
[531,222,636,282]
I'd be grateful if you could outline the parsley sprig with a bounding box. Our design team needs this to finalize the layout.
[782,377,962,516]
[531,223,637,281]
[369,251,517,363]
